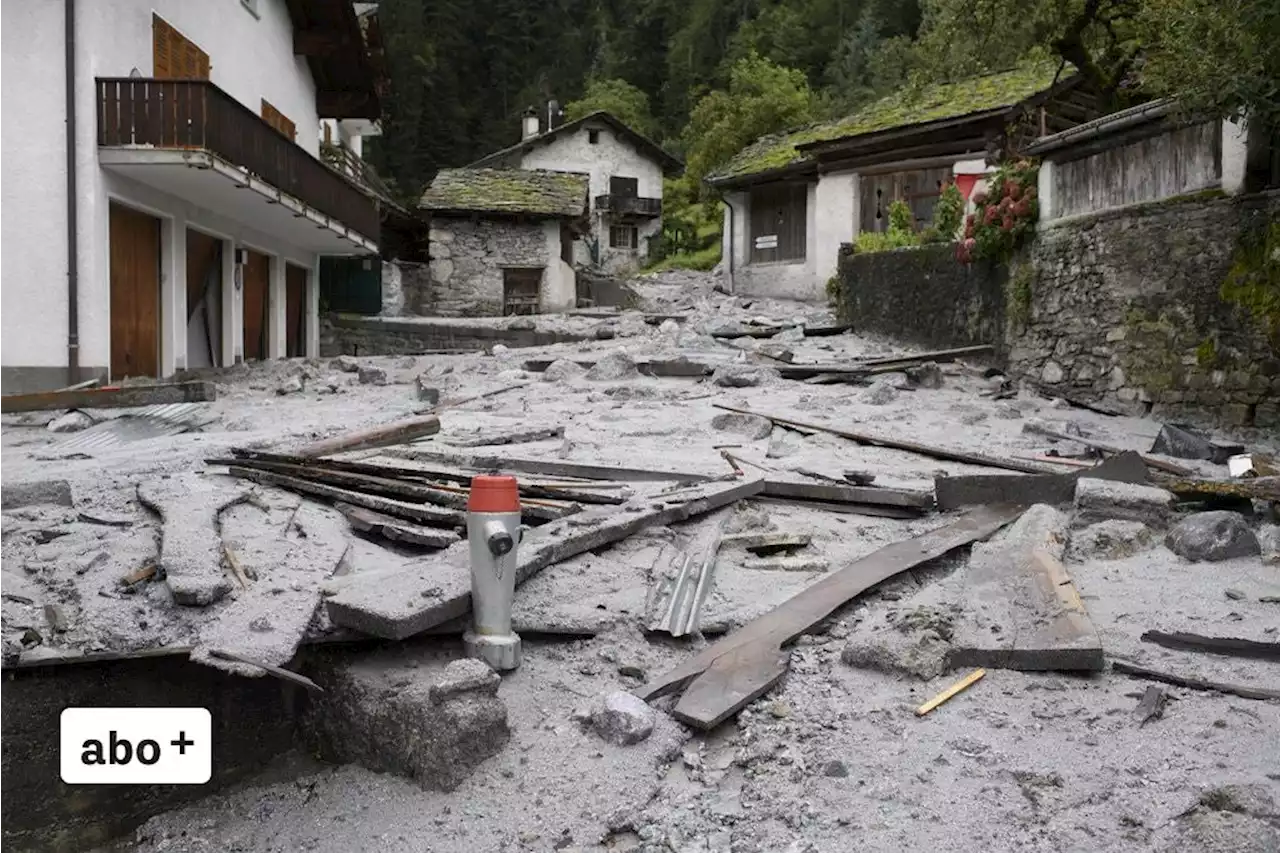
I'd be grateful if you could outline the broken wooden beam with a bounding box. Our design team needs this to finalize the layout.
[1153,476,1280,504]
[1026,426,1195,476]
[934,451,1147,510]
[521,358,715,378]
[762,478,932,510]
[337,503,462,549]
[1111,660,1280,702]
[637,504,1024,729]
[390,448,719,484]
[1140,631,1280,662]
[0,380,216,414]
[443,425,565,448]
[223,466,465,527]
[856,344,994,366]
[325,477,766,640]
[753,496,922,519]
[713,404,1055,475]
[291,414,441,458]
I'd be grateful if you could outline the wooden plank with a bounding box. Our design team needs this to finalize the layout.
[801,324,852,338]
[713,404,1055,475]
[1024,425,1195,476]
[762,478,932,509]
[637,504,1024,729]
[392,448,719,484]
[325,477,766,640]
[0,380,215,414]
[223,466,465,527]
[291,414,441,458]
[1111,660,1280,702]
[753,496,922,519]
[444,426,565,448]
[336,502,462,550]
[856,344,995,366]
[935,451,1147,510]
[1140,631,1280,662]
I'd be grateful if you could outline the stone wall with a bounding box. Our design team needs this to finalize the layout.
[1014,190,1280,427]
[834,243,1007,353]
[427,218,548,316]
[321,314,591,356]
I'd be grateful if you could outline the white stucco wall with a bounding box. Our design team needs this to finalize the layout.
[1,0,322,389]
[518,123,665,271]
[814,170,857,287]
[724,182,827,302]
[1221,117,1249,195]
[541,222,577,312]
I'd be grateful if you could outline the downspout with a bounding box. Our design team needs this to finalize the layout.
[64,0,80,384]
[721,193,738,294]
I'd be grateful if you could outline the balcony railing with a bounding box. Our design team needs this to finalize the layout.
[594,194,662,218]
[97,78,380,241]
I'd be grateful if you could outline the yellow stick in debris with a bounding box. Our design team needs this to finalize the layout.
[916,668,986,717]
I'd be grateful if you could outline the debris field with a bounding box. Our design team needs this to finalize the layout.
[3,270,1278,853]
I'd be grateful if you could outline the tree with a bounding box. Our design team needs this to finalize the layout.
[683,52,816,187]
[1137,0,1280,129]
[565,78,659,137]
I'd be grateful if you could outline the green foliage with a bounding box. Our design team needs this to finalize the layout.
[647,242,722,272]
[887,199,914,234]
[854,199,921,253]
[1195,337,1218,367]
[932,182,965,242]
[1220,219,1280,348]
[1006,259,1033,326]
[565,79,658,137]
[683,52,817,188]
[958,161,1038,264]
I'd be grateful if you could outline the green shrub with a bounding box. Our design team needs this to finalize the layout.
[932,182,965,242]
[888,199,914,234]
[854,229,919,253]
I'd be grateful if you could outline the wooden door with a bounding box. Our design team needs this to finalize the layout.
[285,264,307,357]
[502,268,542,315]
[241,250,270,361]
[109,204,161,379]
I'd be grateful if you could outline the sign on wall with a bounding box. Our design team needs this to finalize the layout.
[754,234,779,250]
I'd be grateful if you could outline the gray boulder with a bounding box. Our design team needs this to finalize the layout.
[859,381,899,405]
[1075,478,1175,527]
[711,412,773,440]
[331,355,360,373]
[711,364,778,388]
[1165,512,1261,562]
[543,358,587,383]
[1068,520,1154,561]
[591,691,655,746]
[586,352,639,381]
[47,410,94,433]
[357,365,387,386]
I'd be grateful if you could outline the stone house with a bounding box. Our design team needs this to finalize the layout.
[468,110,682,274]
[710,64,1110,302]
[1,0,384,392]
[418,168,589,316]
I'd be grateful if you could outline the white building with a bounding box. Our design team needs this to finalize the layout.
[1,0,384,393]
[711,65,1101,301]
[468,110,682,274]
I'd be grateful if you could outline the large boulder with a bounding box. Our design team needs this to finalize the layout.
[586,352,639,381]
[1067,520,1154,561]
[1075,478,1175,527]
[711,412,773,440]
[591,691,655,746]
[711,364,778,388]
[1164,512,1261,562]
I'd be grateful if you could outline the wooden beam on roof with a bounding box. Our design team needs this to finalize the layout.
[818,137,990,175]
[294,28,358,57]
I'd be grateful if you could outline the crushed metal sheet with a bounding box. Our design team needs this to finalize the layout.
[43,403,217,454]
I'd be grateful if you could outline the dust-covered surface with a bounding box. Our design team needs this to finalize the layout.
[5,270,1279,851]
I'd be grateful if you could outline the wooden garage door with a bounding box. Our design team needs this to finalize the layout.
[109,203,161,379]
[241,250,270,361]
[285,264,307,357]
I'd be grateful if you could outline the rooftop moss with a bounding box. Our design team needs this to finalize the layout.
[419,168,589,217]
[711,63,1071,183]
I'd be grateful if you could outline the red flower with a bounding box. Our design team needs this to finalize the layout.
[999,196,1014,212]
[964,237,976,250]
[1001,214,1015,230]
[1003,181,1015,198]
[964,222,975,238]
[973,191,988,206]
[984,206,1000,225]
[1013,199,1031,217]
[1008,182,1022,201]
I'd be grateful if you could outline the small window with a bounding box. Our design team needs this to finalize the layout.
[609,225,638,250]
[588,129,600,144]
[609,176,638,198]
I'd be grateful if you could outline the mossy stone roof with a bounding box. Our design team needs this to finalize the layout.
[419,168,589,218]
[710,63,1071,184]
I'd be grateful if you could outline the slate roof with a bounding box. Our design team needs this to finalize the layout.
[418,168,590,218]
[468,111,683,174]
[710,63,1074,185]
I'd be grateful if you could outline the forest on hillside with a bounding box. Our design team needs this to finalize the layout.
[365,0,1277,266]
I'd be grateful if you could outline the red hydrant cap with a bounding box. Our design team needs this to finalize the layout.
[467,475,521,513]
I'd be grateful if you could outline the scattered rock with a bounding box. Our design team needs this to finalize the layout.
[1225,588,1246,601]
[429,658,500,703]
[1023,417,1084,438]
[507,317,536,331]
[2,480,74,510]
[823,760,850,778]
[47,410,94,433]
[724,504,772,534]
[593,325,617,340]
[859,381,899,406]
[591,691,655,746]
[491,344,510,356]
[1165,512,1261,562]
[905,361,943,389]
[711,364,778,388]
[841,605,956,680]
[1067,520,1154,561]
[956,406,988,426]
[276,375,304,395]
[757,344,795,363]
[358,366,387,386]
[766,428,804,459]
[1075,478,1175,528]
[249,616,273,632]
[711,412,773,441]
[415,375,441,405]
[331,355,360,373]
[586,352,639,381]
[1257,524,1280,563]
[767,699,791,719]
[657,318,680,338]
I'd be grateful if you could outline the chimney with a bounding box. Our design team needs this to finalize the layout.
[521,107,540,141]
[547,99,564,131]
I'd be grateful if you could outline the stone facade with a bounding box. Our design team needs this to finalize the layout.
[426,218,549,316]
[835,243,1007,354]
[832,190,1280,427]
[320,314,591,356]
[1014,191,1280,426]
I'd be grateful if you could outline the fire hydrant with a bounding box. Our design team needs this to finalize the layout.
[462,475,523,671]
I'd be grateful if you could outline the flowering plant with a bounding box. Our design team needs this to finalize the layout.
[956,160,1039,264]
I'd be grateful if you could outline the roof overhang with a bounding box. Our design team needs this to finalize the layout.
[469,112,683,175]
[286,0,384,120]
[1024,98,1181,161]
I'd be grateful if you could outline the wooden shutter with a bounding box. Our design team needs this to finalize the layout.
[261,100,297,141]
[153,14,210,80]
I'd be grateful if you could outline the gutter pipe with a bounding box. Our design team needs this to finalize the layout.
[65,0,80,384]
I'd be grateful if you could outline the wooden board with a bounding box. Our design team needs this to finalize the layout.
[934,451,1147,510]
[394,448,718,484]
[223,466,465,527]
[292,414,441,458]
[1111,660,1280,702]
[1140,631,1280,662]
[109,203,162,379]
[325,477,766,640]
[241,249,270,361]
[336,503,461,549]
[637,504,1024,729]
[285,264,307,358]
[0,381,216,414]
[761,478,932,510]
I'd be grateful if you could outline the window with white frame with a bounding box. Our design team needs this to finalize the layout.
[609,225,638,250]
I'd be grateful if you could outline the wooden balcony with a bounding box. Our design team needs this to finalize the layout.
[594,194,662,218]
[97,78,379,243]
